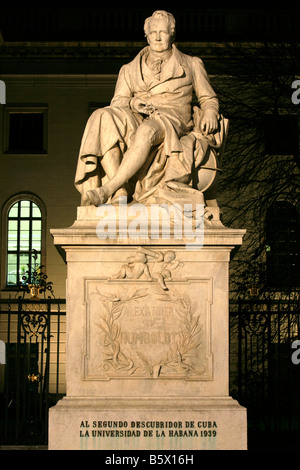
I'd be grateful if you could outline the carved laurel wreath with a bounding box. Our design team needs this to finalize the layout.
[96,286,205,378]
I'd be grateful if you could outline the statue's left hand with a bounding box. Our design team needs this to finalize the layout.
[200,111,218,135]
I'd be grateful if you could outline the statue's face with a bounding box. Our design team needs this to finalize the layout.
[146,17,173,53]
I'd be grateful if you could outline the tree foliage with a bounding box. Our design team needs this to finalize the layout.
[212,42,300,296]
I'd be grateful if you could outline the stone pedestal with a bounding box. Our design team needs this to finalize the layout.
[49,206,247,450]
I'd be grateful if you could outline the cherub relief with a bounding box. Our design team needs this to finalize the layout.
[111,247,181,290]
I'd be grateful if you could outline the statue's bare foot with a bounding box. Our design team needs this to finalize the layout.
[86,187,109,206]
[111,187,128,204]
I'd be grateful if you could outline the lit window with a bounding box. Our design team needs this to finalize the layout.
[6,200,42,286]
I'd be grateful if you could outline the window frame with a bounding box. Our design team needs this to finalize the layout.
[263,111,299,156]
[3,105,48,156]
[1,194,46,291]
[265,200,300,289]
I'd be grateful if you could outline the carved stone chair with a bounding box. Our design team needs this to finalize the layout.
[192,107,229,210]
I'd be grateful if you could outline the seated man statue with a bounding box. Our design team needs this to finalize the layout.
[75,10,224,210]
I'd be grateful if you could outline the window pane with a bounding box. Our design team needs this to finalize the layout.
[20,239,30,251]
[8,230,18,250]
[7,253,17,266]
[8,203,19,218]
[7,253,18,285]
[20,220,30,250]
[20,200,30,207]
[19,254,29,273]
[20,220,30,232]
[8,220,18,231]
[32,220,41,231]
[8,229,18,239]
[20,202,30,218]
[32,228,41,247]
[32,203,41,218]
[7,269,17,285]
[8,243,18,251]
[32,244,41,252]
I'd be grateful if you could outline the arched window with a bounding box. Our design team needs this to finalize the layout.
[265,201,300,288]
[2,195,45,289]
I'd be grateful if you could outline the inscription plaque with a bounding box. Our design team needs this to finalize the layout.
[83,278,212,381]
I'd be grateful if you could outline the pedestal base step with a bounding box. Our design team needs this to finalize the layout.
[49,396,247,450]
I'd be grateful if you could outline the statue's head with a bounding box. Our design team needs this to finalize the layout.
[144,10,176,53]
[164,251,176,262]
[135,252,147,263]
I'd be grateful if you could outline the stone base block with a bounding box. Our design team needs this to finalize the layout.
[49,396,247,450]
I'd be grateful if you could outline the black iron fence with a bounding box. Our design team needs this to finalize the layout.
[230,297,300,449]
[1,296,300,448]
[0,298,66,445]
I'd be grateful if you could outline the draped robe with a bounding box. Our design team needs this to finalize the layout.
[75,44,222,207]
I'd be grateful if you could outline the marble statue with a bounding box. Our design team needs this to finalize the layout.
[51,12,248,451]
[75,10,227,210]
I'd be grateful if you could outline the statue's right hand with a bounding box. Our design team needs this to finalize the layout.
[130,97,148,114]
